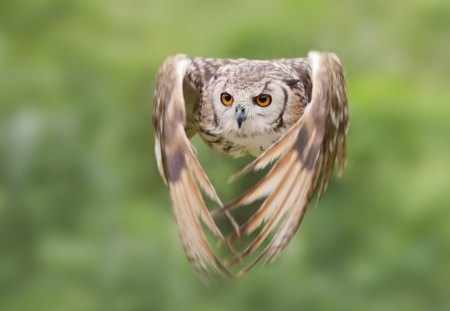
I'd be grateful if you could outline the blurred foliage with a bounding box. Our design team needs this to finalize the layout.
[1,0,450,310]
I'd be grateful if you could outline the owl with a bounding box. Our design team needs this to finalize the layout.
[153,51,348,278]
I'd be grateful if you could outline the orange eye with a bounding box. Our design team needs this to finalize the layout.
[220,92,234,106]
[255,94,272,107]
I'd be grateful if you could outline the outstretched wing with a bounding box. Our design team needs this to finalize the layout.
[221,51,349,273]
[153,54,236,278]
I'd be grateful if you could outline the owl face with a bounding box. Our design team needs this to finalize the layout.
[209,63,298,135]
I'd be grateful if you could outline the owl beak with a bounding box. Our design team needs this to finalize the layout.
[235,105,246,129]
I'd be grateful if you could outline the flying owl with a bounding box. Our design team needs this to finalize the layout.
[153,51,348,278]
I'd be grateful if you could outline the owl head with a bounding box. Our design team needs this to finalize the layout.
[208,61,303,135]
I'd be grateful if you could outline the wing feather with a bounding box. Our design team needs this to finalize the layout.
[153,54,233,277]
[221,51,349,270]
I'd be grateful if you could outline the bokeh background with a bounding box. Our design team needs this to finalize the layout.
[1,0,450,310]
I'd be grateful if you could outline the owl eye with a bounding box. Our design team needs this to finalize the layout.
[220,92,234,106]
[255,94,272,107]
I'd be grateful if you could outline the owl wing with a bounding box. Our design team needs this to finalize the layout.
[221,51,349,273]
[153,54,236,278]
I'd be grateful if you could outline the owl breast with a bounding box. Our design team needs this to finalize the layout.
[197,127,287,158]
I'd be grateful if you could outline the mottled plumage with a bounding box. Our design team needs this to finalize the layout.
[153,51,348,278]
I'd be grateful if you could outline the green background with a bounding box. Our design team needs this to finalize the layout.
[1,0,450,310]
